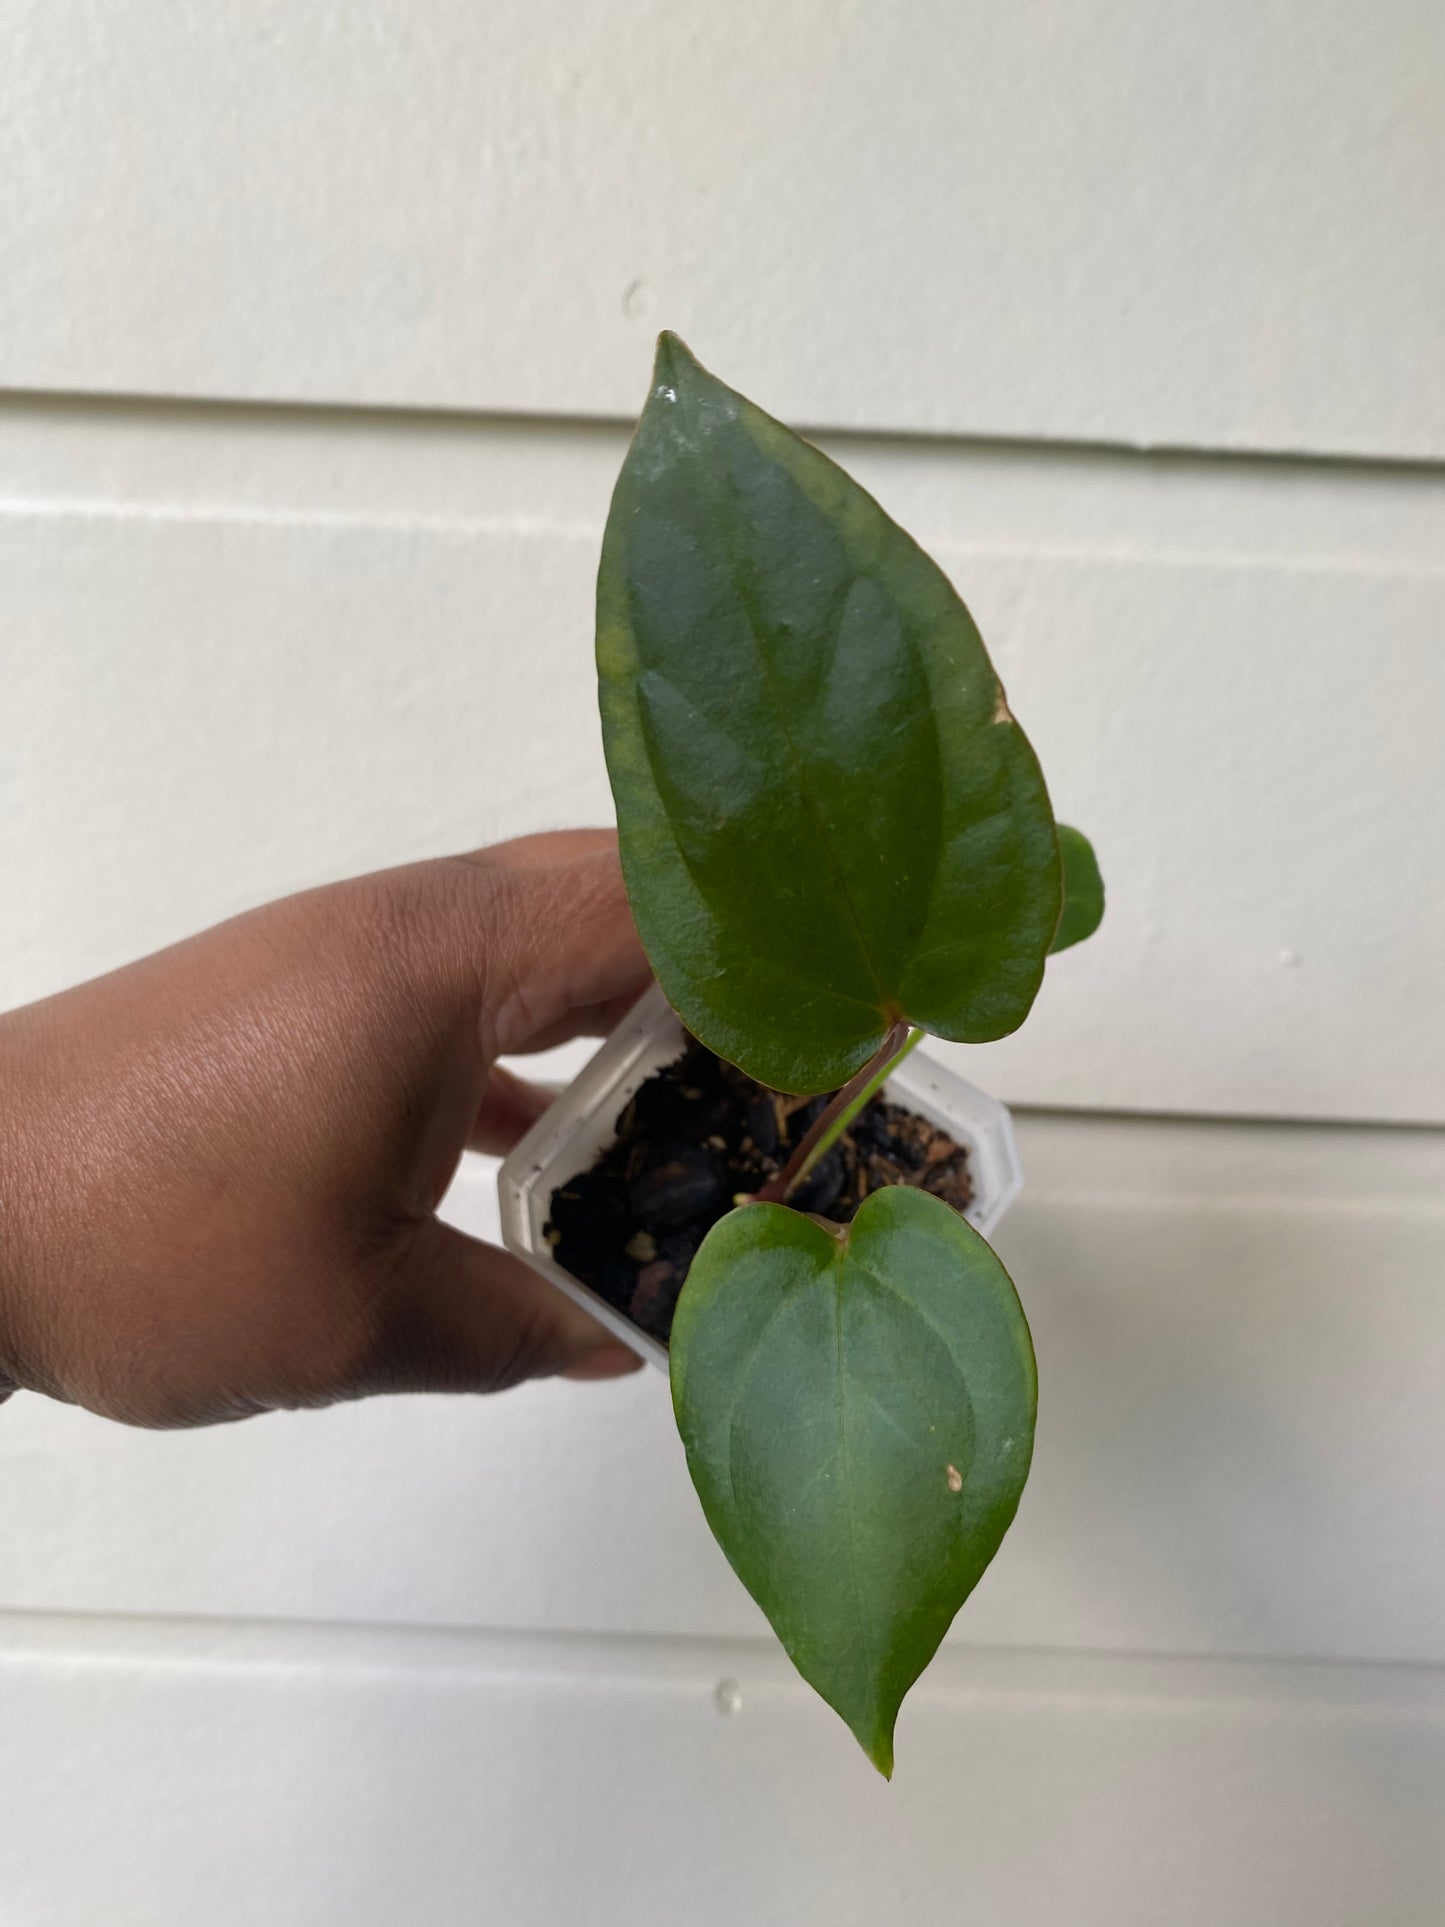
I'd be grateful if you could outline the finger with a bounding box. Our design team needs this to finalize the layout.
[470,987,656,1151]
[444,838,652,1059]
[351,1219,644,1397]
[498,982,651,1057]
[468,1063,554,1155]
[460,827,621,871]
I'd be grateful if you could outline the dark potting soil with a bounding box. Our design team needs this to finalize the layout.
[544,1039,974,1346]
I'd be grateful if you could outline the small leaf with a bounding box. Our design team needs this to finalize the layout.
[670,1185,1036,1775]
[1050,824,1105,953]
[598,333,1062,1093]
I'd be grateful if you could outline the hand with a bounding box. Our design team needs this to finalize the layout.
[0,831,650,1427]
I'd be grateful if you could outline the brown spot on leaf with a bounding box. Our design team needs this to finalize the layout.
[992,686,1014,725]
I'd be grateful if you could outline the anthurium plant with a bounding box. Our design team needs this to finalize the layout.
[595,335,1104,1775]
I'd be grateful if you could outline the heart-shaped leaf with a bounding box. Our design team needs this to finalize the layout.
[1051,823,1105,953]
[670,1184,1036,1776]
[598,333,1063,1093]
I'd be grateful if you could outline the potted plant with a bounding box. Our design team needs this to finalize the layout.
[499,335,1103,1776]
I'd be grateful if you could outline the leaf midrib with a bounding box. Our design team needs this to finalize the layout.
[696,425,897,1031]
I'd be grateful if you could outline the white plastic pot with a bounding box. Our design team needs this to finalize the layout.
[497,983,1024,1371]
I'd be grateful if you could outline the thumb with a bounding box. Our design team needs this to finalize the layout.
[443,835,651,1060]
[351,1219,643,1398]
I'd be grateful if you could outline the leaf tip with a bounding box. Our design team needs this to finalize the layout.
[651,330,699,402]
[848,1701,898,1779]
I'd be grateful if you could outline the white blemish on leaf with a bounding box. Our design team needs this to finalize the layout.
[946,1464,963,1492]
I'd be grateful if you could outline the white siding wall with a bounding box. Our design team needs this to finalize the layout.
[2,5,1442,1921]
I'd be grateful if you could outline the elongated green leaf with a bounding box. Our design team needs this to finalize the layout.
[1051,823,1105,953]
[670,1185,1036,1776]
[598,333,1062,1093]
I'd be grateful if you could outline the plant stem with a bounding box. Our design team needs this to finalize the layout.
[754,1022,922,1207]
[809,1025,925,1173]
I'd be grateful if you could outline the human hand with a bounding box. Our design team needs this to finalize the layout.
[0,830,650,1427]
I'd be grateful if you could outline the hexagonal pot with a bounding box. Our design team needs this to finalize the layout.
[497,983,1024,1371]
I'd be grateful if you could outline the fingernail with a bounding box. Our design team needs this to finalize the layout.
[561,1346,645,1382]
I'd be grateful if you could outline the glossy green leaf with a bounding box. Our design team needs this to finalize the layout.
[670,1185,1036,1776]
[598,333,1062,1093]
[1051,823,1105,954]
